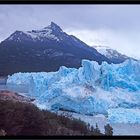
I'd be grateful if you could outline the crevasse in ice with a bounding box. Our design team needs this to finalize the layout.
[7,59,140,123]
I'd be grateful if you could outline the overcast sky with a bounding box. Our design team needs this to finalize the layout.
[0,5,140,59]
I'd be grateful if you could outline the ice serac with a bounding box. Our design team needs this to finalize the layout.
[78,60,100,86]
[7,59,140,122]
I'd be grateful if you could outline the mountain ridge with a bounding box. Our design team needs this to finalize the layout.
[0,22,129,76]
[93,45,137,63]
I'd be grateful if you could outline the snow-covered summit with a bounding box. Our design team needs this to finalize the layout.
[45,22,63,32]
[93,45,134,63]
[94,45,128,59]
[7,22,64,42]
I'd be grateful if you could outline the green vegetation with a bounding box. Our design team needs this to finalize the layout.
[0,100,106,136]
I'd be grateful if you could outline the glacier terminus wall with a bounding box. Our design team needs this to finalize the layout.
[7,59,140,123]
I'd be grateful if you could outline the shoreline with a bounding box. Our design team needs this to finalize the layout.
[57,110,140,135]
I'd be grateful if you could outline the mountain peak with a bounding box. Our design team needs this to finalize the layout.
[50,22,59,27]
[6,22,64,42]
[44,22,63,32]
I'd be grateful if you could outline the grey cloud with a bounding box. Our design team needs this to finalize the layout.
[0,5,140,59]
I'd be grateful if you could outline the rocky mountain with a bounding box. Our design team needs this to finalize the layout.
[0,22,111,76]
[93,45,136,63]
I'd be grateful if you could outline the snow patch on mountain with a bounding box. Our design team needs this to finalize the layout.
[25,28,59,42]
[94,45,128,59]
[94,46,110,56]
[7,22,61,42]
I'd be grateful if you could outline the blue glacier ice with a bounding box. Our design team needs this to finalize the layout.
[7,59,140,123]
[108,108,140,124]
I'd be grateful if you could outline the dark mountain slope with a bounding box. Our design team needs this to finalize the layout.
[0,22,111,76]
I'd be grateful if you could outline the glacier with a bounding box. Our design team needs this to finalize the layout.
[108,108,140,124]
[7,59,140,123]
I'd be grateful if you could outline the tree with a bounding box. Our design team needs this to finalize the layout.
[87,123,90,130]
[95,123,100,134]
[104,124,113,136]
[91,126,94,132]
[0,99,104,136]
